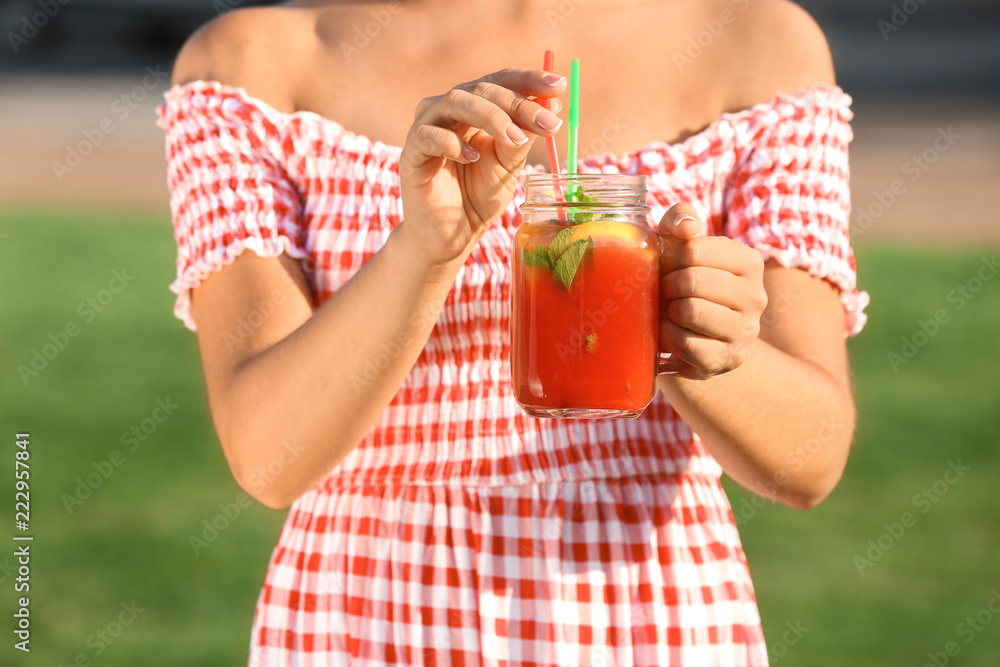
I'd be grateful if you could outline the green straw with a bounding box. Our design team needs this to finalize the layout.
[567,59,580,175]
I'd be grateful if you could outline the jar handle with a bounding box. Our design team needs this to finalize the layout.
[656,351,680,376]
[653,235,680,376]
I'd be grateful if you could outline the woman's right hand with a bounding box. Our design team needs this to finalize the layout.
[399,68,566,267]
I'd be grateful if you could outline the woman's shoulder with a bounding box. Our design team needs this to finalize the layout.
[614,0,839,148]
[717,0,837,113]
[169,3,363,113]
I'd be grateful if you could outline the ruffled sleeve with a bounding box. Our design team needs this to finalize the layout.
[723,85,869,336]
[157,81,307,331]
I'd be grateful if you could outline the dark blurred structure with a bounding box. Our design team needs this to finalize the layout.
[797,0,1000,99]
[0,0,274,72]
[1,0,997,235]
[0,0,998,101]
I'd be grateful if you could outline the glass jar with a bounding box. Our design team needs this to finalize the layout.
[511,174,659,418]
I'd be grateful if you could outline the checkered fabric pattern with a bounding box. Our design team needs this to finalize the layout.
[158,81,866,666]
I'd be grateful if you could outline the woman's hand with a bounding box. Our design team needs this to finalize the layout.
[399,68,566,266]
[657,204,768,380]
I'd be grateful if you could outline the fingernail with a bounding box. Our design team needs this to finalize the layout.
[542,74,566,87]
[462,144,480,162]
[534,109,563,132]
[673,214,697,227]
[506,123,529,146]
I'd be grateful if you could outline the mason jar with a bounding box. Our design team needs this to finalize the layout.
[511,174,660,419]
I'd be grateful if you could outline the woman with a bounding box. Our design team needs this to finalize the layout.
[158,0,867,664]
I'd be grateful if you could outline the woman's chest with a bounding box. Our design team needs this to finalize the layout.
[286,132,737,319]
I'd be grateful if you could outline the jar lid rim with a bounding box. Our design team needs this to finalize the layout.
[523,174,647,183]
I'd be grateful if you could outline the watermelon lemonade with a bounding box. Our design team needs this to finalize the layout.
[511,175,659,418]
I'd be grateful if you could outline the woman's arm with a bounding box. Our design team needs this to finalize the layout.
[655,207,856,510]
[180,61,566,509]
[192,232,464,510]
[653,0,858,509]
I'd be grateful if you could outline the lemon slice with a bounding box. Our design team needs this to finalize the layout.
[564,221,647,247]
[570,221,658,264]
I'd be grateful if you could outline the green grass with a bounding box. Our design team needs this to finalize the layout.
[1,210,998,666]
[725,244,1000,666]
[0,209,286,667]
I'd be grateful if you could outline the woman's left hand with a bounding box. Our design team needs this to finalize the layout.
[657,204,769,380]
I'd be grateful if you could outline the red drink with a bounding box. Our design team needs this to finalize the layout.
[511,175,659,418]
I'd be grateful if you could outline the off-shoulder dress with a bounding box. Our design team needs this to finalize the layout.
[158,81,867,667]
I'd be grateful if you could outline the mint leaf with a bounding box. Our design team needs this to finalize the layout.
[567,186,600,224]
[536,245,554,268]
[521,246,552,270]
[567,186,597,204]
[570,210,600,224]
[573,211,626,224]
[554,237,592,289]
[548,227,575,261]
[535,245,556,271]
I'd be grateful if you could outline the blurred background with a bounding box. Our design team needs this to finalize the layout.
[1,1,998,665]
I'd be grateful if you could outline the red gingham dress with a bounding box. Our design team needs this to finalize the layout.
[158,81,868,667]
